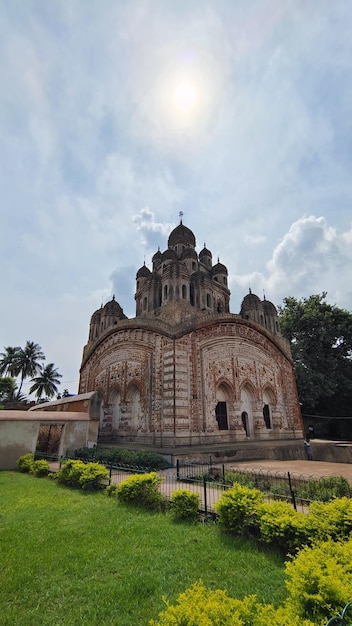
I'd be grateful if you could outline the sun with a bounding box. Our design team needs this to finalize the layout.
[172,80,198,114]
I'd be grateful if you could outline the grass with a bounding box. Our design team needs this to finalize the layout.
[0,472,287,625]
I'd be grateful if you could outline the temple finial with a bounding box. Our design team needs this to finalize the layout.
[179,210,184,224]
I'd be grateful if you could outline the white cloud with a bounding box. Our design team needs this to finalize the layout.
[1,1,352,395]
[231,216,352,311]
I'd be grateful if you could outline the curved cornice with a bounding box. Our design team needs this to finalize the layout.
[80,312,292,371]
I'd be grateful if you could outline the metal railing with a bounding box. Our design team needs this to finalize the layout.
[325,601,352,625]
[45,454,352,515]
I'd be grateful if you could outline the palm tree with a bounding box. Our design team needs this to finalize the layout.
[0,346,22,378]
[17,341,45,397]
[29,363,62,401]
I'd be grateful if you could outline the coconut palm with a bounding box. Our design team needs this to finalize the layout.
[0,346,22,378]
[29,363,62,401]
[16,341,45,397]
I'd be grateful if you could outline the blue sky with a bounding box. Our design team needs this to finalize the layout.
[1,1,352,396]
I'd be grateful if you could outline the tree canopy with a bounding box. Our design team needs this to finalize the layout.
[0,341,62,402]
[279,293,352,417]
[29,363,62,401]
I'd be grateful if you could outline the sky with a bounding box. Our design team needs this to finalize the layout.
[1,0,352,397]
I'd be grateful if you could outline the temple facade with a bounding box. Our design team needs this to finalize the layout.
[79,221,303,447]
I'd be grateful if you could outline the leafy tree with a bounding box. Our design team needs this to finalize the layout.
[0,346,22,378]
[29,363,62,401]
[57,388,71,399]
[16,341,45,397]
[279,293,352,416]
[0,377,17,402]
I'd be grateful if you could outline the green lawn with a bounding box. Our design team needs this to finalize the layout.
[0,472,286,625]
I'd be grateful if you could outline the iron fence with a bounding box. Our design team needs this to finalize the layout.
[325,601,352,625]
[45,454,352,515]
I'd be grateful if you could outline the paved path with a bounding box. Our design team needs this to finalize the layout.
[228,459,352,482]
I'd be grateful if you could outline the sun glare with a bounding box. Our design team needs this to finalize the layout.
[172,81,198,114]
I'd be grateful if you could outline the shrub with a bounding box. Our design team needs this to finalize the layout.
[306,497,352,542]
[78,462,109,491]
[297,476,351,502]
[224,470,256,489]
[285,538,352,623]
[106,483,119,497]
[150,580,315,626]
[73,446,169,470]
[17,453,34,473]
[30,459,50,477]
[115,472,166,511]
[170,489,200,521]
[214,483,264,536]
[258,501,309,553]
[55,459,87,487]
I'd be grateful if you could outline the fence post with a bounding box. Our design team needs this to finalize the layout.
[288,472,297,511]
[222,464,226,488]
[109,467,112,486]
[176,459,180,480]
[203,475,208,516]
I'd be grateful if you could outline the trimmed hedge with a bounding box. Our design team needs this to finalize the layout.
[110,472,167,511]
[214,483,264,537]
[30,459,50,477]
[285,538,352,623]
[215,482,352,553]
[17,453,34,473]
[150,580,316,626]
[55,459,108,490]
[73,446,170,470]
[170,489,200,521]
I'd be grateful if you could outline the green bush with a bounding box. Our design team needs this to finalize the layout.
[30,459,50,477]
[150,580,315,626]
[297,476,351,502]
[115,472,166,511]
[73,446,169,470]
[17,453,34,473]
[170,489,200,522]
[55,459,87,487]
[214,483,264,536]
[106,483,119,497]
[55,459,108,491]
[78,462,109,491]
[306,497,352,542]
[224,470,256,489]
[285,538,352,623]
[258,501,309,553]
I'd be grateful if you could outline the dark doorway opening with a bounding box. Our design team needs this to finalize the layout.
[215,402,229,430]
[241,411,249,436]
[263,404,271,429]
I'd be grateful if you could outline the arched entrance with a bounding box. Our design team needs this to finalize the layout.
[240,386,254,437]
[109,389,122,431]
[263,388,274,429]
[215,384,230,430]
[241,411,249,437]
[126,384,143,431]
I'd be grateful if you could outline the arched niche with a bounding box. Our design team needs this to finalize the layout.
[240,385,255,437]
[262,387,275,429]
[109,388,122,431]
[215,383,231,431]
[126,384,143,431]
